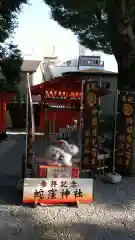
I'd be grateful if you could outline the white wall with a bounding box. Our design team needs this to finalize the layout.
[18,72,34,101]
[100,77,117,116]
[32,64,44,85]
[89,75,117,116]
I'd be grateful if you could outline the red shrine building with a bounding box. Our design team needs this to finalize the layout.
[31,70,117,134]
[31,74,81,133]
[0,90,16,138]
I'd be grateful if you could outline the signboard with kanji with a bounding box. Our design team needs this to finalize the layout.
[116,92,135,173]
[23,178,93,204]
[81,81,98,170]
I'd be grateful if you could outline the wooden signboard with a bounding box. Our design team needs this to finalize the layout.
[23,178,93,204]
[115,92,135,174]
[81,81,98,171]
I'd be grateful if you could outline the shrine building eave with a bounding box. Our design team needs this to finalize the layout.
[0,89,16,102]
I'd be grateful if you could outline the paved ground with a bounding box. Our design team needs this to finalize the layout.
[0,133,135,239]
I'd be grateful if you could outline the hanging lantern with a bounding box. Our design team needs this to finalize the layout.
[63,92,66,98]
[75,92,79,98]
[50,90,53,98]
[54,90,57,97]
[45,90,49,98]
[48,90,51,98]
[70,92,74,98]
[58,91,61,97]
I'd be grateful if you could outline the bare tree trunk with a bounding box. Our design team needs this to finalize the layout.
[117,19,135,89]
[117,56,135,90]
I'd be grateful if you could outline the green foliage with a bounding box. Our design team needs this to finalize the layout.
[0,43,23,91]
[44,0,112,54]
[44,0,135,88]
[44,0,135,58]
[0,0,28,42]
[0,0,28,91]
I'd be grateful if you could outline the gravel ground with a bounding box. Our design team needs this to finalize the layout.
[0,133,135,239]
[0,178,135,239]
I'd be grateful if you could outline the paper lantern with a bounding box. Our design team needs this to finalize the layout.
[58,91,61,97]
[63,92,66,97]
[70,92,74,98]
[54,90,57,97]
[75,92,79,98]
[49,91,53,97]
[45,90,49,97]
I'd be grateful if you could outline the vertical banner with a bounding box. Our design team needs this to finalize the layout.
[81,81,98,171]
[26,73,35,168]
[116,92,134,173]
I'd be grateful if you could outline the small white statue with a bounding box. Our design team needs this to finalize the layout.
[44,140,79,167]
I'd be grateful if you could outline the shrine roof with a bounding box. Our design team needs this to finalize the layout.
[31,69,116,96]
[63,69,117,76]
[21,60,41,73]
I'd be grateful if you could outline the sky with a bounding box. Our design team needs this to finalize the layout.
[14,0,118,72]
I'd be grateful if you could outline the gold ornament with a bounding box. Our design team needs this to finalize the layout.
[123,104,133,116]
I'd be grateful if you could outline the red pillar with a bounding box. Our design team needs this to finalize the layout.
[0,100,6,134]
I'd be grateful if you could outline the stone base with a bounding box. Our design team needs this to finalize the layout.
[105,172,122,183]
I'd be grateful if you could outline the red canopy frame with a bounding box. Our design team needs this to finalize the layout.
[31,74,110,106]
[31,75,82,106]
[31,75,81,94]
[31,73,111,135]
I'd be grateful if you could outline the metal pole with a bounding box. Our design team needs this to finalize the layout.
[77,56,80,70]
[25,72,29,167]
[26,72,34,173]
